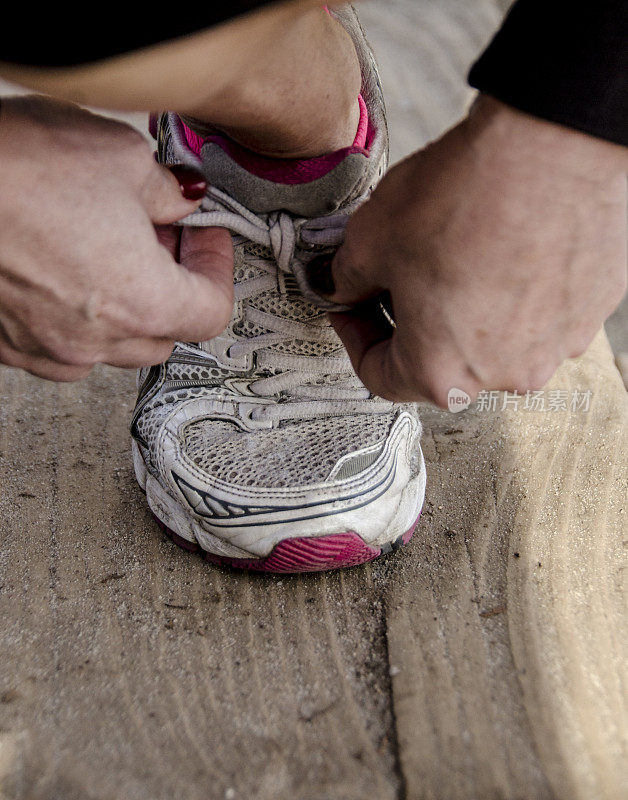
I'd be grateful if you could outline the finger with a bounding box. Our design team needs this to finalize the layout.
[330,308,415,401]
[329,297,394,360]
[157,226,234,341]
[353,336,480,407]
[103,337,175,368]
[490,346,562,394]
[330,308,481,406]
[342,331,416,403]
[314,227,384,307]
[0,341,91,382]
[24,361,92,383]
[140,162,207,225]
[0,315,43,357]
[331,243,383,306]
[155,224,181,259]
[307,189,386,307]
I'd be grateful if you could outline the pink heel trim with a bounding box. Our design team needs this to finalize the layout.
[177,93,372,186]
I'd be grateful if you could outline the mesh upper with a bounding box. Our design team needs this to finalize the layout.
[181,413,394,488]
[165,361,234,383]
[134,144,397,489]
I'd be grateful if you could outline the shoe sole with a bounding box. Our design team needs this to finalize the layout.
[133,440,424,573]
[153,512,419,573]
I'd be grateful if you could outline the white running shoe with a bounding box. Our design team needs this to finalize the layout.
[132,6,426,572]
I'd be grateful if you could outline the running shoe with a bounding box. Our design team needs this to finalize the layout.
[132,6,426,572]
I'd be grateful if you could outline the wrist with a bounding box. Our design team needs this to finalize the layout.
[469,95,628,183]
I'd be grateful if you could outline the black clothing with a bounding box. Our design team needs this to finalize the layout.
[469,0,627,147]
[2,1,626,146]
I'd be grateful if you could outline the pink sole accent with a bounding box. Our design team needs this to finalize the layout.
[152,515,420,574]
[402,527,414,545]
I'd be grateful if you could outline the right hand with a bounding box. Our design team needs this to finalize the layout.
[326,97,627,406]
[0,95,233,381]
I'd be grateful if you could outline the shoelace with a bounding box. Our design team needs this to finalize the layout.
[174,186,392,422]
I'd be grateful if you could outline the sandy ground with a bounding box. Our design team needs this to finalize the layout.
[0,3,626,799]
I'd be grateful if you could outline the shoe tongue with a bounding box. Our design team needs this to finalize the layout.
[180,101,371,217]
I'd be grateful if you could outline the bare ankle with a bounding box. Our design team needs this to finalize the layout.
[180,9,361,159]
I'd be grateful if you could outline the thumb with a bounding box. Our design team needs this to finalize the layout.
[308,239,384,309]
[160,226,235,342]
[141,162,207,225]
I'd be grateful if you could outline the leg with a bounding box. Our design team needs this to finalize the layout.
[0,2,361,157]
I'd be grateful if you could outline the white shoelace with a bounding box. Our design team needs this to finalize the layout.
[175,186,392,422]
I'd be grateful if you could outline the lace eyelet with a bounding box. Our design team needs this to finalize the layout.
[239,403,273,429]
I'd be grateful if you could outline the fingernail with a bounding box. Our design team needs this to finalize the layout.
[168,164,207,201]
[307,255,335,297]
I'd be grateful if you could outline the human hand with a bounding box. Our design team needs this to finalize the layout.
[324,96,627,406]
[0,95,233,381]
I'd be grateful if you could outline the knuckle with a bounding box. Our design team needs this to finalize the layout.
[499,365,536,394]
[114,133,156,186]
[516,363,557,393]
[418,361,457,408]
[532,358,561,390]
[119,125,152,160]
[430,383,455,409]
[505,372,538,394]
[391,361,451,405]
[492,352,558,394]
[509,379,532,394]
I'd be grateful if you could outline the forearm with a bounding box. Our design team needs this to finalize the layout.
[0,2,359,158]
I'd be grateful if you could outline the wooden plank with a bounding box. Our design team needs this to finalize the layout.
[0,365,402,799]
[386,332,628,800]
[1,2,626,798]
[358,9,628,795]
